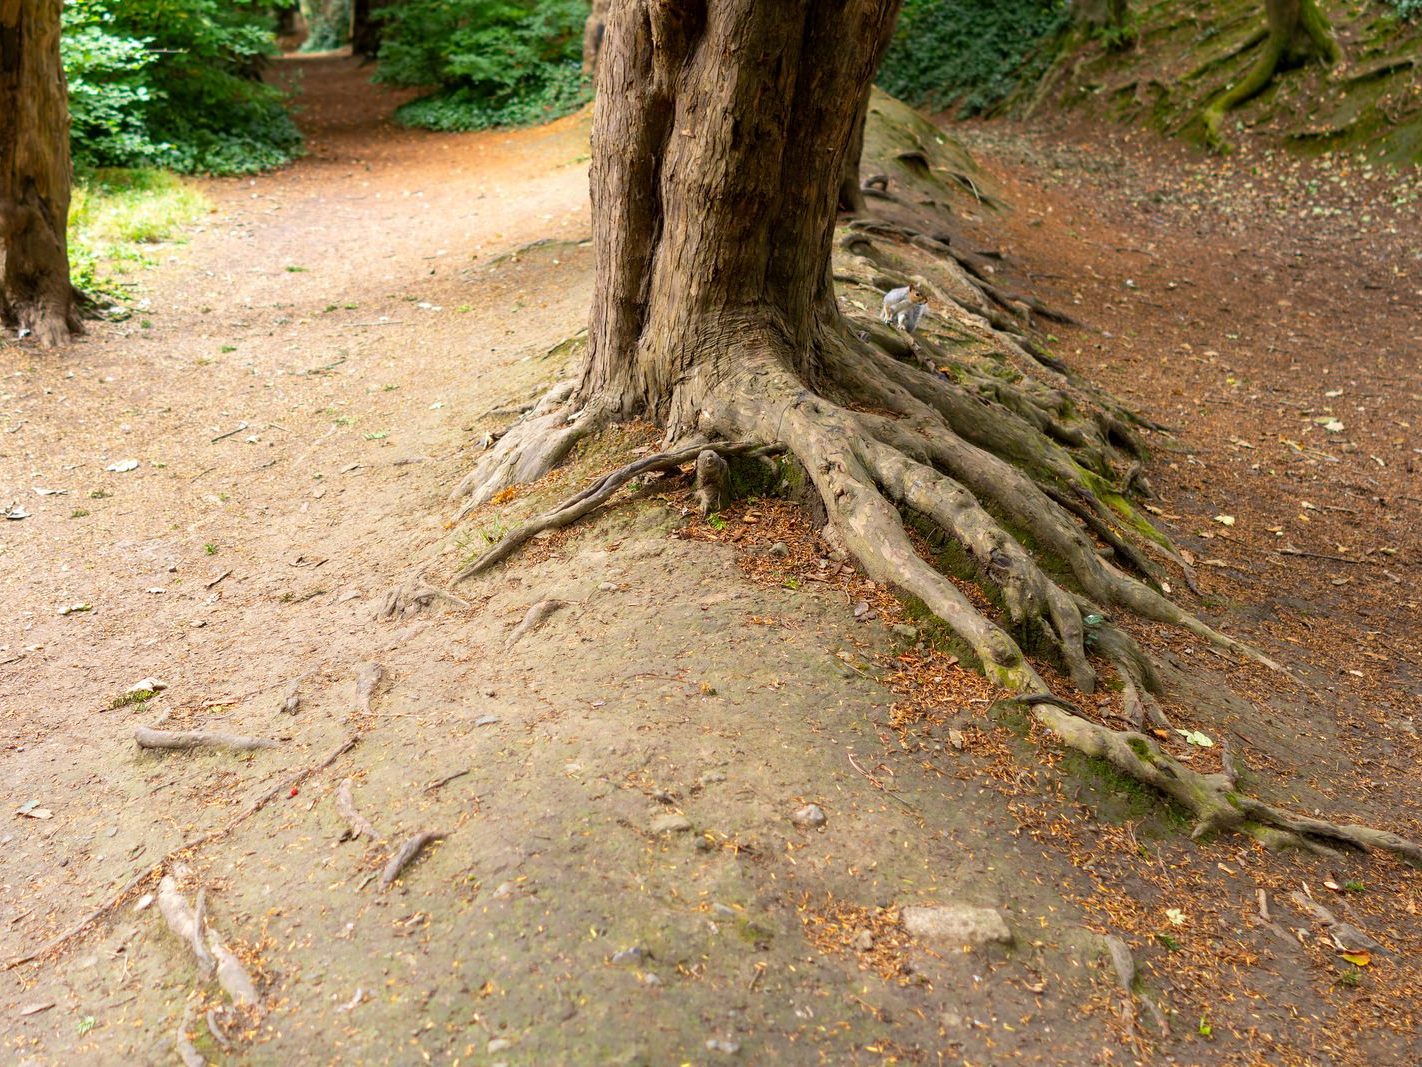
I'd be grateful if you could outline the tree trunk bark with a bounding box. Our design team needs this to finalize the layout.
[581,0,608,79]
[0,0,79,347]
[580,0,903,435]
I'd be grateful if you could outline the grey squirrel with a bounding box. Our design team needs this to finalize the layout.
[881,285,928,333]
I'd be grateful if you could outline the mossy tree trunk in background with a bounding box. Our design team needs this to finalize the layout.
[0,0,80,347]
[1198,0,1342,151]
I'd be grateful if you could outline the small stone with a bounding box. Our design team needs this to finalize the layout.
[611,946,646,965]
[105,826,118,838]
[487,1038,512,1054]
[598,582,617,591]
[790,804,826,829]
[767,542,790,559]
[134,893,154,912]
[475,715,500,727]
[711,903,736,918]
[650,813,692,834]
[706,1039,741,1055]
[640,972,661,986]
[947,729,965,751]
[127,677,167,694]
[901,905,1012,947]
[852,929,875,952]
[698,770,726,786]
[491,881,514,899]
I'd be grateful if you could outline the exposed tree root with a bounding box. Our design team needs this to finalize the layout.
[6,734,359,969]
[157,876,259,1005]
[378,576,469,620]
[454,441,782,582]
[336,777,379,842]
[379,830,446,890]
[353,662,384,714]
[503,598,566,650]
[135,726,279,753]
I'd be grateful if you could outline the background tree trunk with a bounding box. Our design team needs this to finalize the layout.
[581,0,608,78]
[350,0,392,59]
[580,0,903,434]
[0,0,79,347]
[1198,0,1340,150]
[837,86,872,215]
[1071,0,1127,30]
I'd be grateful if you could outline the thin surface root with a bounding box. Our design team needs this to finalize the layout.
[336,778,379,842]
[379,831,446,890]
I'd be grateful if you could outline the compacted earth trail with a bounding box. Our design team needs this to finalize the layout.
[1,57,1419,1065]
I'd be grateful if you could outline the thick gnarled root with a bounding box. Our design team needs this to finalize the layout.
[450,381,608,517]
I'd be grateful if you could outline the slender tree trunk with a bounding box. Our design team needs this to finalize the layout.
[1199,0,1340,151]
[837,85,872,215]
[350,0,391,59]
[0,0,79,347]
[581,0,608,79]
[580,0,903,435]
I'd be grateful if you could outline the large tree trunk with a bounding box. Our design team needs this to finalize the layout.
[579,0,902,434]
[0,0,80,347]
[445,0,1422,870]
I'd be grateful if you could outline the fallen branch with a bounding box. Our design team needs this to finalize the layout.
[6,735,359,969]
[336,778,378,842]
[379,831,446,890]
[424,768,470,793]
[135,726,278,753]
[454,441,783,582]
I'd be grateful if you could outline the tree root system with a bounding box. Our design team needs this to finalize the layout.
[135,726,279,753]
[337,777,379,842]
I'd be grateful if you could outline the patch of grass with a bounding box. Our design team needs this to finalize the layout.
[69,168,209,301]
[109,689,153,709]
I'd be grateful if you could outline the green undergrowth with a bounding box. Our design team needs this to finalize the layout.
[878,0,1069,117]
[376,0,590,132]
[70,169,210,303]
[62,0,302,175]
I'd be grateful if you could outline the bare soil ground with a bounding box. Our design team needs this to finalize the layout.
[2,57,1419,1065]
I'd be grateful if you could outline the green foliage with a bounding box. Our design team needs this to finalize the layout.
[62,0,302,175]
[1389,0,1422,19]
[878,0,1069,116]
[376,0,590,132]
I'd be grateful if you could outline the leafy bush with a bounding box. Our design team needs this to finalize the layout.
[878,0,1069,116]
[300,0,352,52]
[1388,0,1422,20]
[375,0,590,132]
[62,0,302,175]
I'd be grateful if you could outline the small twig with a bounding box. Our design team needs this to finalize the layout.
[204,569,232,590]
[336,778,378,841]
[1275,547,1368,565]
[210,422,249,444]
[135,726,278,753]
[424,769,469,794]
[1256,889,1272,924]
[379,831,446,890]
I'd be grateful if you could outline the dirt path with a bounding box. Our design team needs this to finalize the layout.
[2,58,1419,1065]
